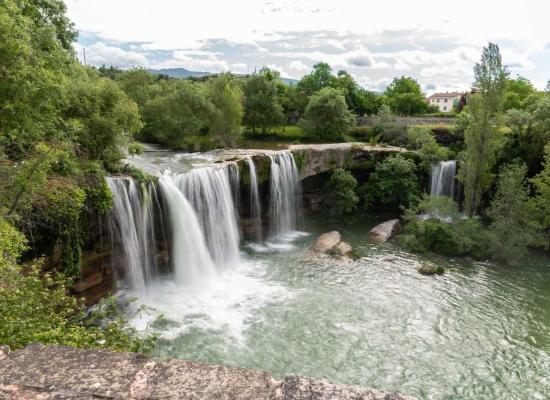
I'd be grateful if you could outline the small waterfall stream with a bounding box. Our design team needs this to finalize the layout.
[106,177,160,291]
[430,160,457,198]
[174,164,241,266]
[246,156,263,243]
[268,152,301,239]
[158,172,216,284]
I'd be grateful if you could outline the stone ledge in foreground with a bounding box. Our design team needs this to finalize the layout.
[0,344,414,399]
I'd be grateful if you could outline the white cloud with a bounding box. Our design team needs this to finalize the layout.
[289,60,310,71]
[65,0,550,89]
[74,42,148,67]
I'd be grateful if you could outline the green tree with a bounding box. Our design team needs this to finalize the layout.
[242,68,285,134]
[300,87,355,138]
[0,0,71,156]
[297,62,337,96]
[487,164,536,263]
[20,0,77,51]
[502,76,537,111]
[459,43,507,216]
[206,73,243,147]
[362,154,420,208]
[532,145,550,250]
[323,169,359,215]
[140,80,213,148]
[116,68,156,108]
[383,76,428,115]
[65,67,142,169]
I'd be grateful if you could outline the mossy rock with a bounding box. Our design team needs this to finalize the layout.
[417,263,445,275]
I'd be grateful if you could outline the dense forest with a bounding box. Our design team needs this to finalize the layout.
[1,0,549,354]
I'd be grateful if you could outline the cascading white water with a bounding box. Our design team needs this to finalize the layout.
[268,152,301,239]
[174,164,241,266]
[106,177,159,291]
[430,160,457,198]
[246,156,262,243]
[158,172,216,285]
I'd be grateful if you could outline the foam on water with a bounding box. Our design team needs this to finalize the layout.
[124,259,291,344]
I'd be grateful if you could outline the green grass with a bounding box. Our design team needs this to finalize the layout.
[241,125,351,144]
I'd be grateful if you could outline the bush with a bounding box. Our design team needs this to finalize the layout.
[323,169,359,216]
[417,263,445,275]
[399,196,491,259]
[0,218,155,352]
[361,154,420,209]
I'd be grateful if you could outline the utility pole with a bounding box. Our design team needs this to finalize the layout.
[83,48,87,67]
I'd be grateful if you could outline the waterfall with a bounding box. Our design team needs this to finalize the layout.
[246,156,262,243]
[174,164,241,266]
[269,152,301,238]
[106,177,159,291]
[158,173,216,285]
[431,160,457,198]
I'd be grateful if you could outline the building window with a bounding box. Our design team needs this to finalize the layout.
[437,99,440,103]
[444,99,448,103]
[444,106,447,111]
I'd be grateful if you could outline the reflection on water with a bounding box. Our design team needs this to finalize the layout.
[128,215,550,400]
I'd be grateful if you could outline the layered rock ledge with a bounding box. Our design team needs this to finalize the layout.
[288,143,409,180]
[0,344,414,399]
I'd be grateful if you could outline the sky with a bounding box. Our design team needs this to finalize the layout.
[66,0,550,93]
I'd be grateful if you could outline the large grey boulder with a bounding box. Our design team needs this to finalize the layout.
[0,344,415,399]
[369,219,402,243]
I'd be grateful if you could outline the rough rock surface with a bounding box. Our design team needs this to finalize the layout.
[0,344,415,400]
[311,231,356,260]
[369,219,402,243]
[311,231,342,253]
[289,143,408,180]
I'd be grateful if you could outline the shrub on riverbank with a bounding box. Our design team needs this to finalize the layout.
[361,155,420,209]
[0,219,155,352]
[323,169,359,216]
[399,196,491,259]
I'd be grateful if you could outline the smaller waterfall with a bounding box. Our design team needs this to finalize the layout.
[246,156,263,243]
[431,160,457,198]
[269,152,301,238]
[158,173,216,285]
[106,177,159,291]
[175,164,241,266]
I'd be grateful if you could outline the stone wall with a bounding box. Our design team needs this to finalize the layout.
[356,116,455,127]
[0,344,415,400]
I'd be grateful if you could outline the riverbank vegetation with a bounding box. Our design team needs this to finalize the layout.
[0,0,154,352]
[315,44,550,263]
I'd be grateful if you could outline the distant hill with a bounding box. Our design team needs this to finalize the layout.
[148,68,211,79]
[148,68,298,85]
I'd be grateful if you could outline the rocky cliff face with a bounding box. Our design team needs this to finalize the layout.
[289,143,409,180]
[0,344,414,400]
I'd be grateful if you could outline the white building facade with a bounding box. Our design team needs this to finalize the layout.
[428,92,463,113]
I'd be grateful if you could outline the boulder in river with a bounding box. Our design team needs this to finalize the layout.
[311,231,341,253]
[311,231,357,260]
[369,219,402,243]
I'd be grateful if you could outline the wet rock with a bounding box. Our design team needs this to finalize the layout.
[311,231,341,253]
[329,241,358,260]
[417,263,445,276]
[369,219,402,243]
[73,272,103,293]
[311,232,357,261]
[0,344,415,399]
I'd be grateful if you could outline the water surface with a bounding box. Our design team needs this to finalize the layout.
[128,215,550,400]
